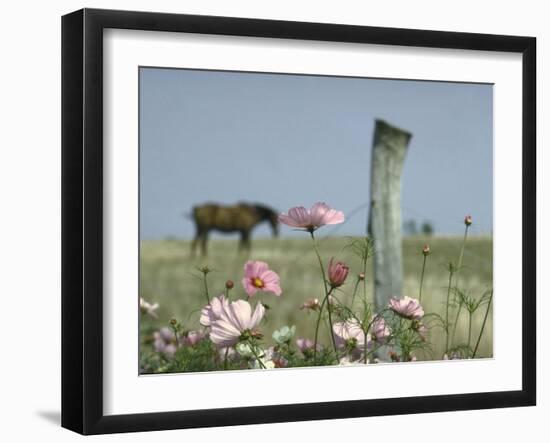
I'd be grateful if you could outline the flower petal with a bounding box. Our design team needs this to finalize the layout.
[226,299,252,331]
[260,270,282,295]
[242,276,258,297]
[210,320,241,346]
[287,206,311,227]
[321,208,345,225]
[250,302,266,329]
[278,214,302,227]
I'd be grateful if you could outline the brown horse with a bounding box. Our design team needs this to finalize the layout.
[189,202,279,256]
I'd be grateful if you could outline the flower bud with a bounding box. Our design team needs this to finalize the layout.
[358,272,365,281]
[422,244,430,256]
[225,279,234,289]
[300,298,320,311]
[389,351,400,362]
[169,318,177,326]
[464,215,472,226]
[327,258,349,288]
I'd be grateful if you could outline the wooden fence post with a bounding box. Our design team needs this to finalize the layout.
[368,119,412,313]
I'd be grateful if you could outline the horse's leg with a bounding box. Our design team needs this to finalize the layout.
[201,231,209,256]
[191,225,203,259]
[241,230,251,255]
[238,231,245,253]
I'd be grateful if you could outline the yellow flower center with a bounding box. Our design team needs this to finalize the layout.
[252,277,264,288]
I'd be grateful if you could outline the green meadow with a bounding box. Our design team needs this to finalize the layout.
[140,235,493,361]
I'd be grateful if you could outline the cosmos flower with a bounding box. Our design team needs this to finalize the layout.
[389,296,425,320]
[153,327,177,356]
[372,316,391,342]
[199,294,229,327]
[242,260,282,297]
[183,330,206,346]
[278,202,344,232]
[295,338,321,353]
[333,319,371,360]
[327,258,350,288]
[413,321,429,342]
[139,297,159,319]
[209,299,266,347]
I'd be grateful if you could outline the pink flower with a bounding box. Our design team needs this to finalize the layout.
[333,319,371,359]
[209,299,266,347]
[242,260,282,297]
[389,296,424,320]
[327,258,349,287]
[153,327,177,356]
[200,294,229,327]
[295,338,321,353]
[278,202,344,232]
[372,317,391,342]
[414,322,429,342]
[183,330,205,346]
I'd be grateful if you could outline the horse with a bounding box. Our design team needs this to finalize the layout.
[189,202,279,256]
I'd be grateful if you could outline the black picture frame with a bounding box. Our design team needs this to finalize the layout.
[61,8,536,435]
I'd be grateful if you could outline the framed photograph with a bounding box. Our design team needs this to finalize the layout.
[61,8,536,435]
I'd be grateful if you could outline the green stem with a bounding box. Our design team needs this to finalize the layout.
[472,291,493,358]
[450,225,469,345]
[310,231,339,361]
[223,346,229,370]
[419,255,427,303]
[313,295,327,364]
[171,328,179,348]
[362,255,368,304]
[364,329,369,364]
[467,311,473,358]
[445,266,454,355]
[203,273,210,304]
[350,278,360,307]
[248,340,266,369]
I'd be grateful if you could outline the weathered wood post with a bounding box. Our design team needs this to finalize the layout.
[368,119,412,313]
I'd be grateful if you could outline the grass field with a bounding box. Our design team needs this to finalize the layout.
[140,234,493,361]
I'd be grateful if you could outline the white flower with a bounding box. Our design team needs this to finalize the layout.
[235,342,255,357]
[252,358,275,370]
[272,325,296,344]
[140,297,159,319]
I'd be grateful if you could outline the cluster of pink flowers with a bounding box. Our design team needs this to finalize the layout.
[142,203,449,371]
[153,327,205,356]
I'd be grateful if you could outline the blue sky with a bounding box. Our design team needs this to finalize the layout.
[139,68,493,240]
